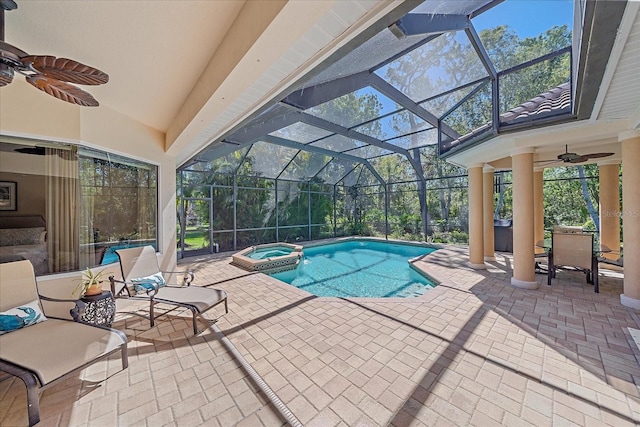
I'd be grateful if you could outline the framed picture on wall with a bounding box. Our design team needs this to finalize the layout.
[0,181,17,211]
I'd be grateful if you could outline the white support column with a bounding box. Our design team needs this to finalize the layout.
[483,165,495,261]
[598,161,621,260]
[533,169,545,254]
[468,164,486,269]
[510,148,537,289]
[619,131,640,309]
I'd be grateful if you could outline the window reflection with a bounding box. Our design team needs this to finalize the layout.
[0,138,158,275]
[79,148,158,269]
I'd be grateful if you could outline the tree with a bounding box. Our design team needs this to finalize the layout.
[543,165,599,230]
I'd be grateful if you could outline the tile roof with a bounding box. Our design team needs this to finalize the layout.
[500,82,572,123]
[443,82,573,154]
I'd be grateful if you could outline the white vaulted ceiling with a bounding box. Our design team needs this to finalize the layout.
[4,1,245,132]
[3,0,400,165]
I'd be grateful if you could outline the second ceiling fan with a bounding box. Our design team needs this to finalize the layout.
[536,145,614,166]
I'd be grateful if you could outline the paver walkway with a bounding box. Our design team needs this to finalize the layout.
[1,243,638,426]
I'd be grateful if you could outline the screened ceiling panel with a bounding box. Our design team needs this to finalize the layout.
[343,144,393,159]
[187,146,250,173]
[213,146,249,173]
[310,134,365,154]
[181,0,576,185]
[374,30,489,103]
[279,151,332,181]
[371,153,418,183]
[269,122,333,144]
[442,83,492,136]
[303,1,495,89]
[243,141,299,179]
[316,158,358,185]
[354,165,382,187]
[340,164,364,187]
[385,128,438,150]
[305,87,403,129]
[304,30,434,88]
[419,81,486,118]
[352,109,429,141]
[410,0,494,15]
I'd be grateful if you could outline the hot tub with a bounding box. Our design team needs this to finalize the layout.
[231,243,303,273]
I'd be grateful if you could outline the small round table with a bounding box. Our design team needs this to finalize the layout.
[80,291,116,327]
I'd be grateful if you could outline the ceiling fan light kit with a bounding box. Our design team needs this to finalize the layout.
[0,0,108,106]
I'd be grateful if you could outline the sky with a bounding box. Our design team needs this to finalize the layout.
[472,0,574,38]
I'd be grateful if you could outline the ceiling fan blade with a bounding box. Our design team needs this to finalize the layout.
[0,63,13,86]
[582,152,614,160]
[567,152,614,163]
[567,155,589,164]
[0,0,18,11]
[0,41,28,60]
[0,73,12,86]
[534,160,563,167]
[26,75,99,107]
[21,55,108,85]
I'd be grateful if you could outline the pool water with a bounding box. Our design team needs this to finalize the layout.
[101,247,122,265]
[248,247,294,260]
[270,240,436,298]
[100,244,154,265]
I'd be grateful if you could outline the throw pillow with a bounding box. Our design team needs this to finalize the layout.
[0,300,47,335]
[131,272,166,293]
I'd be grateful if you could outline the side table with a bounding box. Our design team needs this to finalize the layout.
[80,291,116,327]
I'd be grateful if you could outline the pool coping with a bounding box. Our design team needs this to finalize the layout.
[230,242,303,273]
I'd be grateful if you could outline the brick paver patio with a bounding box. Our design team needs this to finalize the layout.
[1,243,638,426]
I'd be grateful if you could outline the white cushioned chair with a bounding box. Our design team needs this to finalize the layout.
[109,246,228,335]
[0,260,128,427]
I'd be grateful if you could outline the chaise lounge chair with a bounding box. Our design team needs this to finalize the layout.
[0,260,128,427]
[109,246,228,335]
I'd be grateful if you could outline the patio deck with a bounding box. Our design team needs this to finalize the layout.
[1,245,638,426]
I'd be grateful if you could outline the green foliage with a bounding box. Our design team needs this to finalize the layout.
[80,155,157,245]
[73,268,108,298]
[543,165,599,230]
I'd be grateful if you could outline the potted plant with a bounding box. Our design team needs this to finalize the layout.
[73,268,108,298]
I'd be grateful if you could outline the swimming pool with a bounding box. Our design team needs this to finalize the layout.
[100,243,155,265]
[101,247,122,265]
[270,240,437,298]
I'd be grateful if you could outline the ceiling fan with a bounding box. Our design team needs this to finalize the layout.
[536,145,614,165]
[0,0,107,106]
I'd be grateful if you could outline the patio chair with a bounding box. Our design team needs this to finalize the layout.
[0,260,128,427]
[547,232,599,292]
[109,246,228,335]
